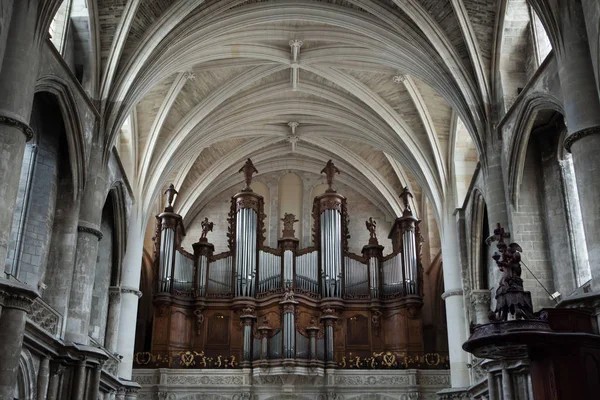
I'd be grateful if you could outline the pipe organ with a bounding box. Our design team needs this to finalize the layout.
[144,159,430,370]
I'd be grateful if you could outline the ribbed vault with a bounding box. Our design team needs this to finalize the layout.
[101,0,498,230]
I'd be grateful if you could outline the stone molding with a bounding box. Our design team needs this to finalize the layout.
[441,289,464,300]
[133,369,449,399]
[77,225,103,241]
[0,114,34,141]
[109,286,121,300]
[0,291,35,312]
[0,280,38,312]
[564,126,600,152]
[121,286,143,298]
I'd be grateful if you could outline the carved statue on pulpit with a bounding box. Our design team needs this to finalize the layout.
[489,223,533,321]
[200,217,214,240]
[365,217,377,239]
[239,158,258,191]
[321,160,340,192]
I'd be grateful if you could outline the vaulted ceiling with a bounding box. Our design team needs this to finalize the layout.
[102,0,497,226]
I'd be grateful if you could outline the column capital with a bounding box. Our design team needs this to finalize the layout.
[470,289,491,306]
[564,126,600,152]
[0,279,38,312]
[0,115,33,141]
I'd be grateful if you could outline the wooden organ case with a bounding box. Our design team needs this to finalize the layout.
[140,159,438,371]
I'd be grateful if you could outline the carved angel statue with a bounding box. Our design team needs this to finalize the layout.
[281,213,299,232]
[320,159,340,192]
[282,284,295,301]
[239,158,258,191]
[399,186,413,213]
[365,217,377,239]
[164,184,178,208]
[200,217,214,240]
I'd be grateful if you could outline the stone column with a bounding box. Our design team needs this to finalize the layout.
[553,1,600,290]
[441,213,470,388]
[65,139,107,344]
[104,287,122,353]
[269,179,279,246]
[301,181,314,247]
[87,362,103,400]
[37,356,50,400]
[0,2,14,70]
[501,365,514,400]
[71,359,87,400]
[117,208,145,379]
[558,158,591,286]
[485,139,509,288]
[487,371,497,400]
[47,363,65,400]
[0,280,38,399]
[65,225,103,344]
[470,289,491,325]
[0,0,39,268]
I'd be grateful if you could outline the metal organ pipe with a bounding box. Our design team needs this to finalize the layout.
[402,229,417,294]
[159,227,175,292]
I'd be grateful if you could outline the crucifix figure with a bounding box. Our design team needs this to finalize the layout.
[321,160,340,193]
[239,158,258,191]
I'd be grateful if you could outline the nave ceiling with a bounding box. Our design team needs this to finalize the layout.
[84,0,493,229]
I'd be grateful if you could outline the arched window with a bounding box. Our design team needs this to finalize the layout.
[530,8,552,65]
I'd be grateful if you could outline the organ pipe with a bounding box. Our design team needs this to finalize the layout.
[155,185,184,294]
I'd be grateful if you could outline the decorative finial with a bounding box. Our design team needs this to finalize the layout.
[365,217,377,241]
[320,160,340,193]
[488,223,534,321]
[164,184,178,210]
[200,217,214,242]
[287,122,300,152]
[399,186,413,215]
[239,158,258,192]
[281,213,299,238]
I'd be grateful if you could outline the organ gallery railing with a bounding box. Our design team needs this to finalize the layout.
[132,350,449,370]
[148,159,428,369]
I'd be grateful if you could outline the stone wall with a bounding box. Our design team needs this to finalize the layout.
[512,141,555,309]
[5,95,64,288]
